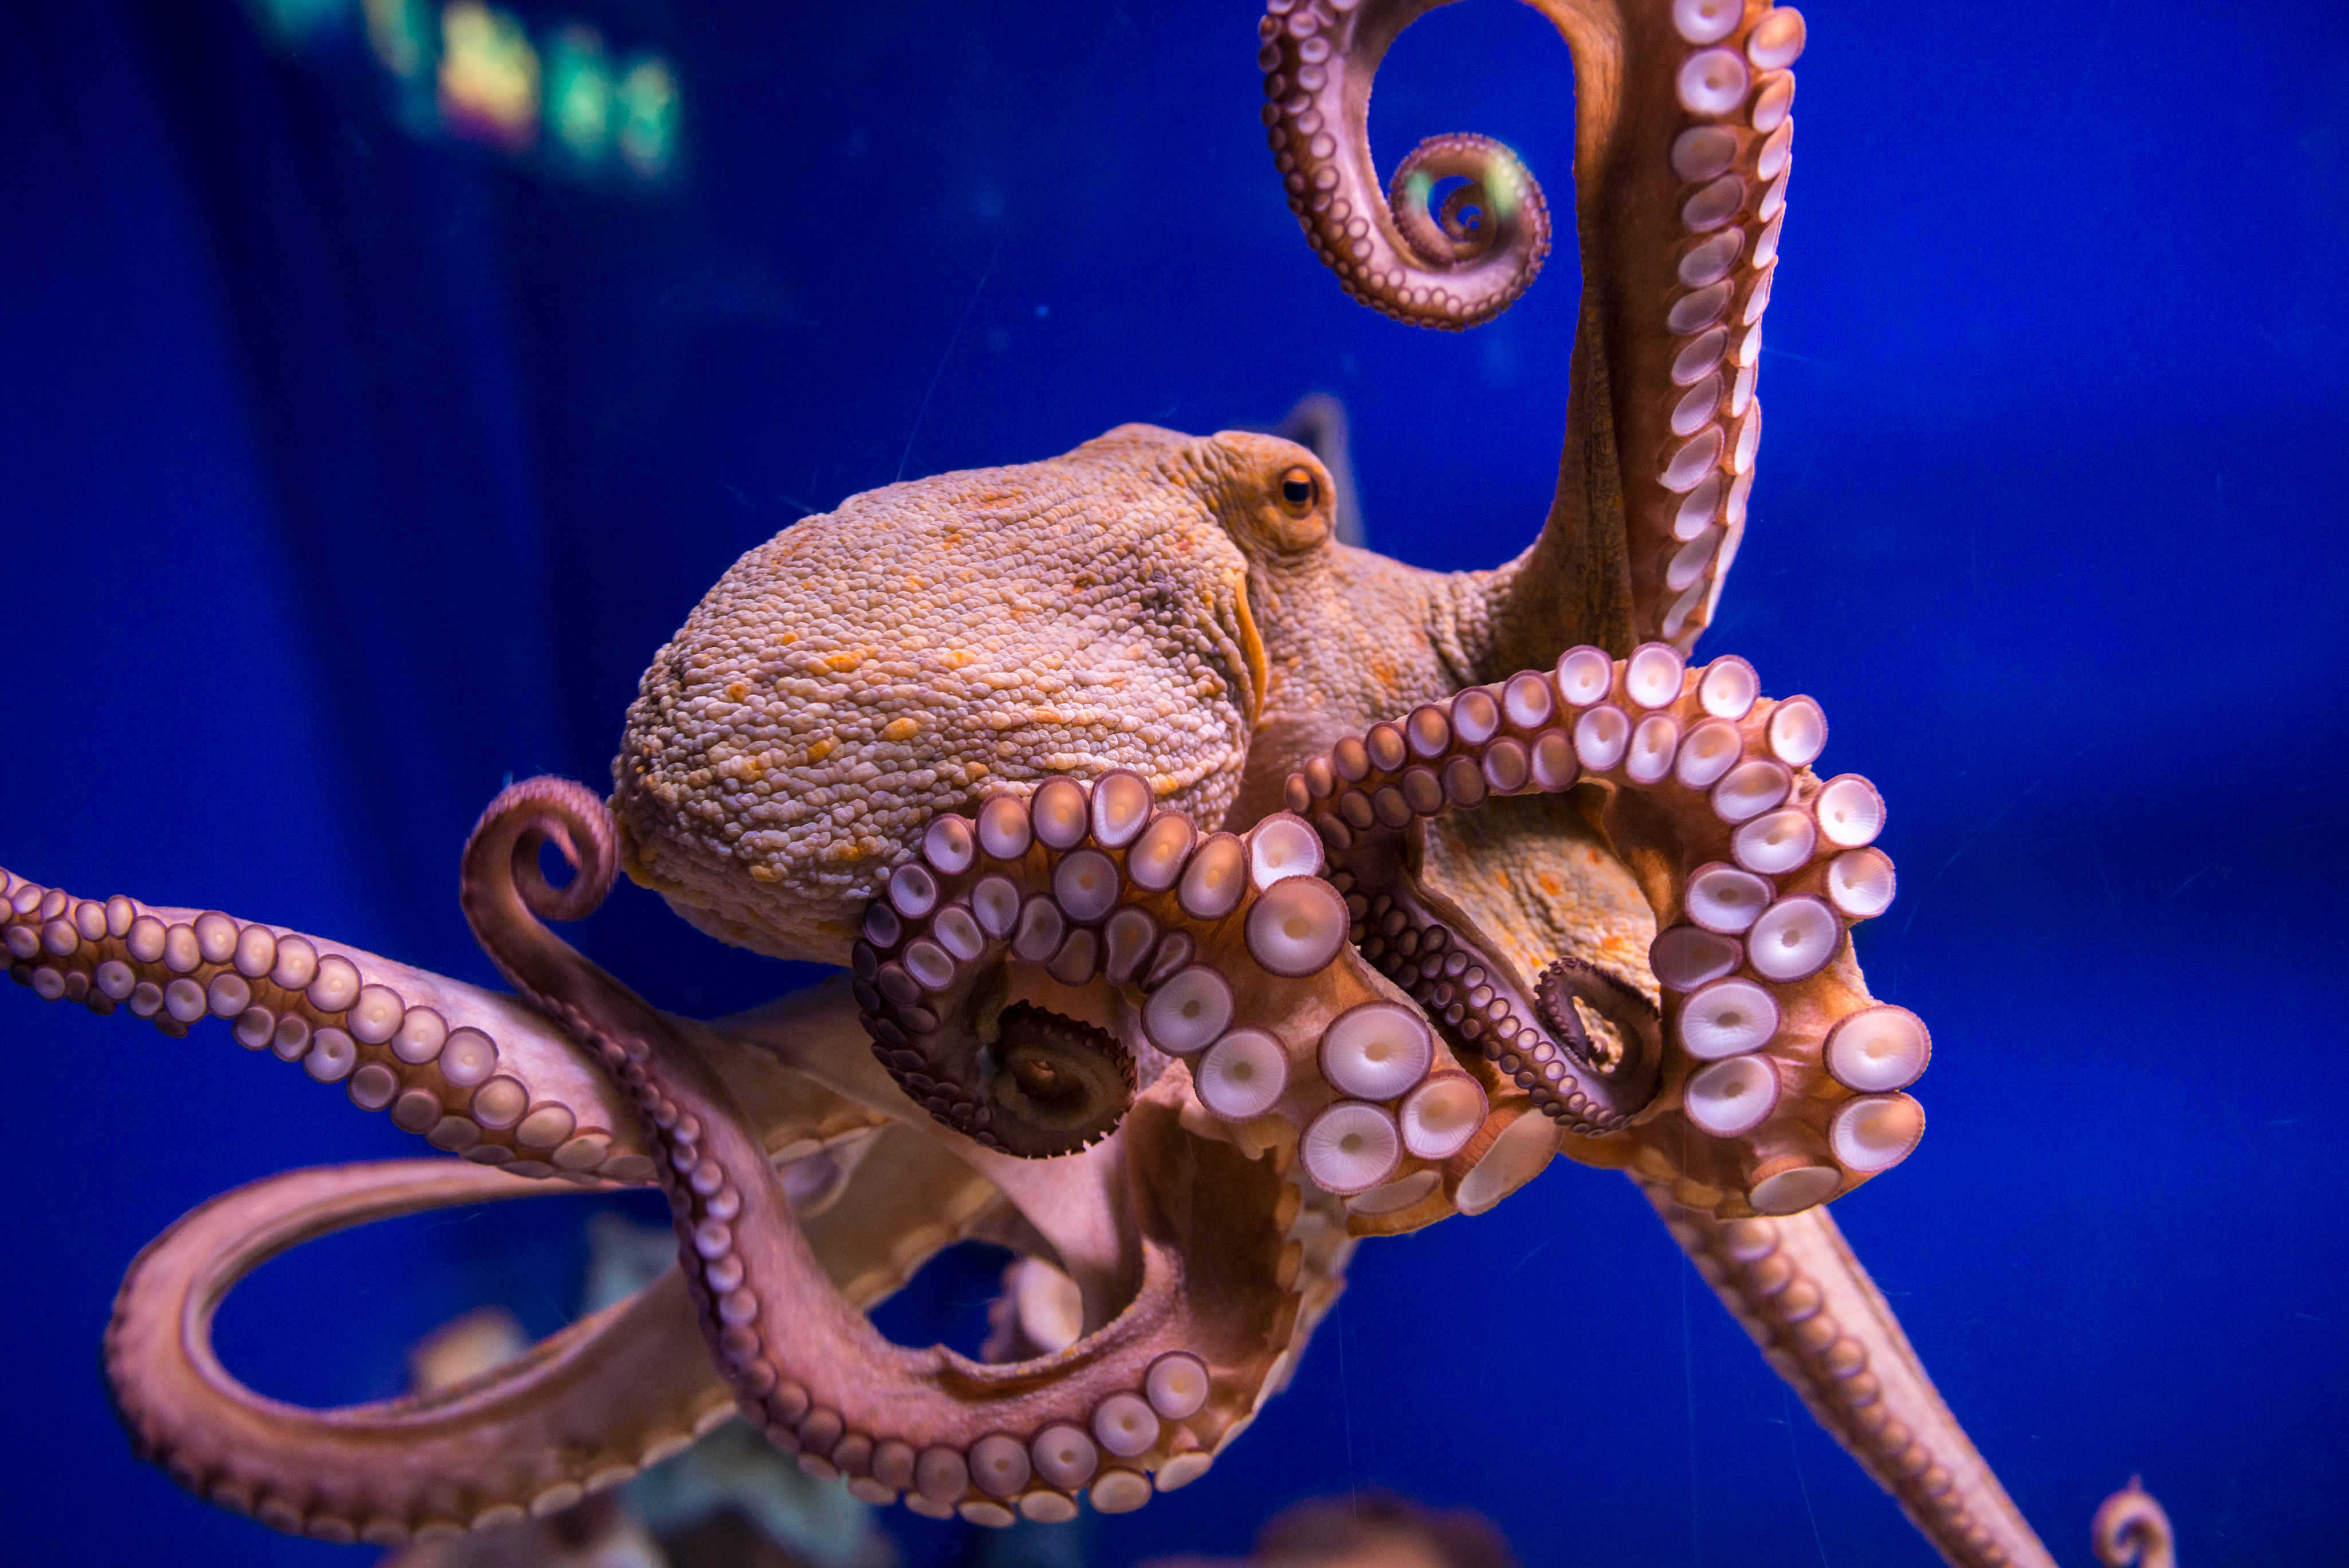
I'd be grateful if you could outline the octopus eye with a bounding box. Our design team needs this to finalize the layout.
[1276,467,1318,517]
[983,1002,1137,1158]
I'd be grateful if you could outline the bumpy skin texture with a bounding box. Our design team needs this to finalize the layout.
[617,427,1275,962]
[614,422,1524,962]
[0,3,2163,1564]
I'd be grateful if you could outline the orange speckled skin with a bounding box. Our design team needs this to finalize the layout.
[616,426,1261,960]
[615,422,1538,966]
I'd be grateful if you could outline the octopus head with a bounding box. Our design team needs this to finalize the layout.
[611,425,1338,966]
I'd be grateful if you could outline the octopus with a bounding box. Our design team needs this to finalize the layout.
[0,4,2179,1568]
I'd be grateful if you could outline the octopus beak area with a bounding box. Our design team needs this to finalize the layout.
[848,776,1168,1160]
[979,1001,1137,1158]
[851,772,1506,1234]
[851,771,1340,1160]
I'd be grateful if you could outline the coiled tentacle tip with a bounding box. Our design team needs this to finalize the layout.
[2092,1478,2174,1568]
[1261,2,1551,329]
[466,777,621,925]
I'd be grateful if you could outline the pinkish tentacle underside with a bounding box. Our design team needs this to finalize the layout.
[461,777,1311,1526]
[1264,0,1807,658]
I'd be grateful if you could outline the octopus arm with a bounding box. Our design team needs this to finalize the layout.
[1293,650,1915,1215]
[0,867,890,1184]
[1260,0,1805,656]
[461,777,1323,1519]
[0,870,651,1181]
[1295,655,2172,1564]
[103,1121,1020,1543]
[103,1160,733,1545]
[1651,1186,2061,1568]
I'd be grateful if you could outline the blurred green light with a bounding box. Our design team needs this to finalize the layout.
[616,58,679,179]
[547,27,615,163]
[249,0,679,188]
[248,0,348,49]
[360,0,431,78]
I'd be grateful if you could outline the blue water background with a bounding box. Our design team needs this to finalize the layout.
[3,1,2343,1562]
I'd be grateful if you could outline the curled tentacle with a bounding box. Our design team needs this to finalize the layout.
[460,776,630,1005]
[1655,1188,2066,1568]
[1287,645,1918,1217]
[468,777,1317,1527]
[2092,1480,2176,1568]
[1264,0,1810,651]
[1260,3,1550,329]
[1323,822,1661,1137]
[1537,953,1662,1097]
[0,867,651,1181]
[103,1160,734,1546]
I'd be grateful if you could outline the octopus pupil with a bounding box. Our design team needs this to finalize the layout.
[1282,476,1313,506]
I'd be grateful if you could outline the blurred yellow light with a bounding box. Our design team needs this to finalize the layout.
[438,2,540,151]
